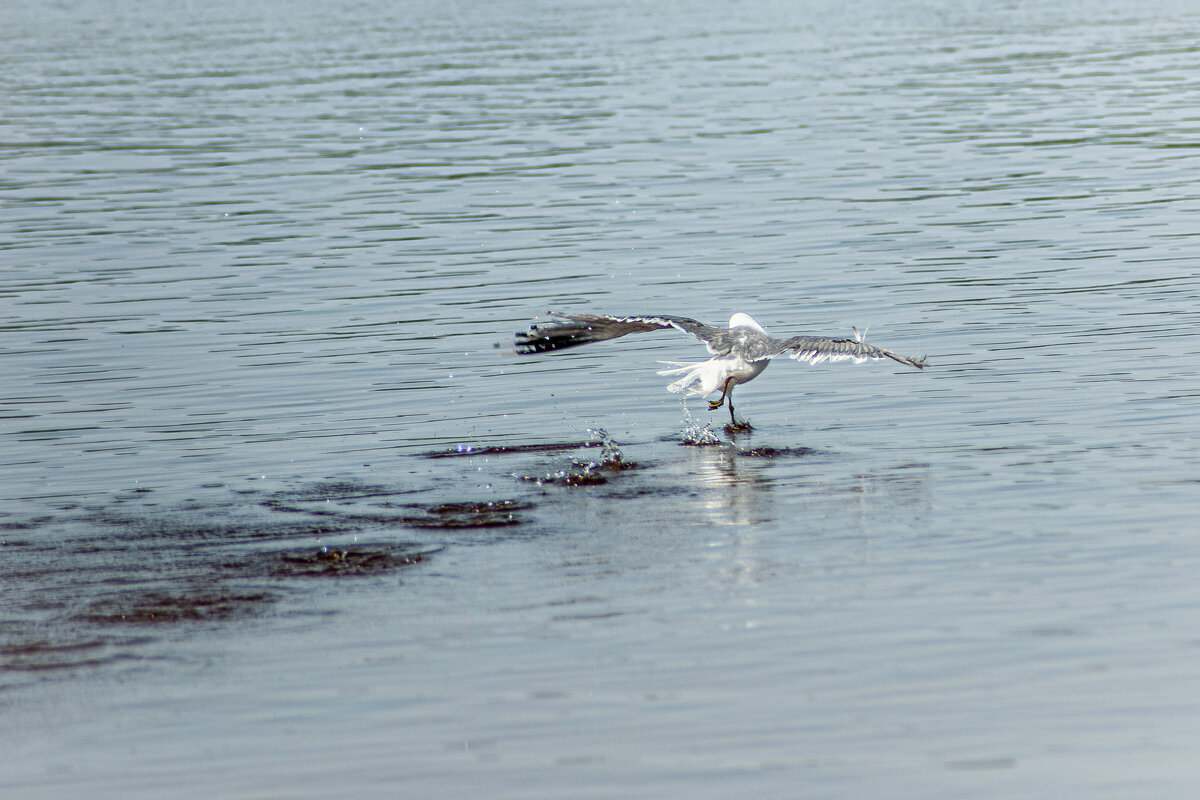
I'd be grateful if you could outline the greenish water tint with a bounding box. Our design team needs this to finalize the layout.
[3,0,1200,797]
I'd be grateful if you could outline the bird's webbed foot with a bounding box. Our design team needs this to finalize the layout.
[725,403,752,433]
[708,377,734,411]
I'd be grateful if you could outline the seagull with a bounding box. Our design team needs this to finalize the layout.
[514,312,926,426]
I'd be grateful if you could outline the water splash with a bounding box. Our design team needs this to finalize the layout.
[679,401,721,446]
[520,429,636,486]
[587,427,624,467]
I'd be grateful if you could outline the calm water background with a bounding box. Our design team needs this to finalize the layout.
[3,0,1200,796]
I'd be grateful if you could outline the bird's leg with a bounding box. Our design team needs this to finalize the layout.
[708,377,734,411]
[714,383,752,431]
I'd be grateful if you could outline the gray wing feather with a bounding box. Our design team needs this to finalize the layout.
[515,312,728,354]
[773,336,926,369]
[515,312,926,369]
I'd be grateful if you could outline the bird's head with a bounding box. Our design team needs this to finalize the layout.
[727,312,767,335]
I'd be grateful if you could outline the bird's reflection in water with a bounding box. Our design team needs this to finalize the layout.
[681,436,931,533]
[685,442,778,529]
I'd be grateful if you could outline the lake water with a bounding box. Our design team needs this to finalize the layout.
[3,0,1200,796]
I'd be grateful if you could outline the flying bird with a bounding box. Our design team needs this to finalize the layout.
[514,312,925,426]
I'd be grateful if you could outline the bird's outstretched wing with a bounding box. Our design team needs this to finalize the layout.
[515,313,727,354]
[771,335,926,369]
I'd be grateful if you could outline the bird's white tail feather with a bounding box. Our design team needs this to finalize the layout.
[657,360,726,397]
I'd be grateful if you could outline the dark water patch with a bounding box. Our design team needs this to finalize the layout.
[1,517,54,532]
[0,635,155,673]
[521,467,611,487]
[260,495,532,530]
[0,496,442,682]
[518,455,643,487]
[518,429,641,487]
[260,480,439,525]
[396,499,531,529]
[737,445,818,459]
[76,590,280,626]
[525,464,644,487]
[423,431,641,490]
[258,500,414,524]
[84,509,347,550]
[265,480,409,504]
[424,440,599,459]
[271,544,433,578]
[590,485,692,501]
[673,437,821,457]
[261,501,336,516]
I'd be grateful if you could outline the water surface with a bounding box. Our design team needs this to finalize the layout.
[3,0,1200,797]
